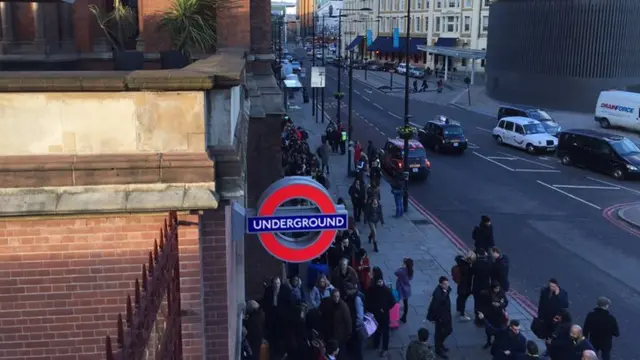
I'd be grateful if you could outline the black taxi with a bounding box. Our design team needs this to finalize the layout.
[418,115,468,153]
[379,138,431,180]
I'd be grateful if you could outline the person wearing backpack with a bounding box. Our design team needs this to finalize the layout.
[451,252,474,321]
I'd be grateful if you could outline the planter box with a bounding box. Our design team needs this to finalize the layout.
[160,51,191,69]
[114,51,145,71]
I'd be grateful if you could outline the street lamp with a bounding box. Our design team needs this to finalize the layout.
[402,3,411,211]
[347,49,355,175]
[312,10,316,121]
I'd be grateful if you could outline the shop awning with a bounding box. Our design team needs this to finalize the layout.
[435,37,457,47]
[345,36,364,51]
[367,36,425,54]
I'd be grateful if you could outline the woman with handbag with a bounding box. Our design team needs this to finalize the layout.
[395,258,414,324]
[366,267,396,357]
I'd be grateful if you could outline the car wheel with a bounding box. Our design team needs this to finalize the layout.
[496,136,504,145]
[526,143,536,154]
[599,118,611,128]
[561,155,572,165]
[612,168,625,180]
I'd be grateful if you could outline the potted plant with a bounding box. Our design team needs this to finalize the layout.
[159,0,217,69]
[89,0,143,70]
[334,92,344,100]
[396,125,416,139]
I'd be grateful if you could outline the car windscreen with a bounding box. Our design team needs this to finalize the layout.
[292,62,300,66]
[611,138,640,156]
[523,123,546,134]
[443,126,463,136]
[402,148,427,158]
[528,110,553,121]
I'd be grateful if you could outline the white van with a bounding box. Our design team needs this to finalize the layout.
[396,63,407,74]
[595,90,640,131]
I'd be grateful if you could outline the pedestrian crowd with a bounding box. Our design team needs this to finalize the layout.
[240,114,621,360]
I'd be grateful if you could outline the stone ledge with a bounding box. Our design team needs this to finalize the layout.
[0,183,219,217]
[0,48,247,92]
[0,152,214,188]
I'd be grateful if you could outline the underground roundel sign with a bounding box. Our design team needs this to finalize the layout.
[246,176,348,263]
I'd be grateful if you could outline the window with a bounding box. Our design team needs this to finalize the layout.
[483,0,490,6]
[482,15,489,31]
[445,16,457,32]
[504,121,514,132]
[498,120,506,129]
[464,0,471,7]
[463,16,471,32]
[523,123,546,135]
[436,0,441,8]
[611,138,640,155]
[382,18,386,31]
[514,124,524,135]
[444,126,463,136]
[386,17,391,31]
[426,0,430,9]
[447,0,459,8]
[400,0,405,9]
[415,17,421,32]
[425,17,429,32]
[435,17,441,32]
[417,0,422,9]
[394,0,398,10]
[386,0,390,10]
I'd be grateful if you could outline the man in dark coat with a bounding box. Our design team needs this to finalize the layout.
[453,254,473,321]
[537,278,569,338]
[471,248,492,325]
[583,297,619,360]
[472,215,495,252]
[546,310,572,360]
[366,140,378,167]
[427,276,453,359]
[478,312,526,360]
[569,325,594,360]
[319,288,352,359]
[331,257,359,294]
[348,179,367,222]
[261,277,294,357]
[243,300,265,360]
[491,247,510,292]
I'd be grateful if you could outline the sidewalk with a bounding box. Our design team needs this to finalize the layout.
[616,203,640,229]
[286,94,544,359]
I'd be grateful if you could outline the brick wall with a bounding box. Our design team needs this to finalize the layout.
[0,212,204,360]
[250,0,271,53]
[13,3,35,42]
[245,113,285,300]
[217,0,251,49]
[138,0,173,52]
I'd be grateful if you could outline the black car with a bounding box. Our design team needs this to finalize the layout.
[379,139,431,180]
[557,129,640,180]
[498,105,561,136]
[366,63,381,71]
[418,116,468,153]
[380,62,397,72]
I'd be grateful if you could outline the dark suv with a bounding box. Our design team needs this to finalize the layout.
[498,105,561,136]
[418,116,468,153]
[557,129,640,180]
[380,62,397,72]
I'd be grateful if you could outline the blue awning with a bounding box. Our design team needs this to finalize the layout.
[345,36,364,51]
[367,36,426,54]
[435,37,457,47]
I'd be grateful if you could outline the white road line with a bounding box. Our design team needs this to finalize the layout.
[587,177,640,195]
[409,122,421,127]
[374,104,383,110]
[363,96,371,101]
[476,127,493,133]
[537,180,601,210]
[468,142,480,149]
[354,90,361,95]
[498,152,557,169]
[514,169,560,173]
[538,156,561,163]
[388,112,402,119]
[473,152,515,171]
[365,88,373,94]
[487,156,517,160]
[552,185,619,190]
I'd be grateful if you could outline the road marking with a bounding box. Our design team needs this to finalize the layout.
[468,142,479,149]
[409,121,421,127]
[552,184,619,190]
[537,180,601,210]
[476,127,493,133]
[538,156,561,163]
[513,169,560,173]
[316,105,331,120]
[473,152,515,171]
[365,88,373,94]
[587,177,640,195]
[487,156,516,160]
[363,96,371,101]
[354,90,361,95]
[374,104,383,110]
[498,152,557,169]
[388,112,401,119]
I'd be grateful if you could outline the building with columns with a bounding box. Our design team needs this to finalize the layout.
[341,0,378,59]
[342,0,490,69]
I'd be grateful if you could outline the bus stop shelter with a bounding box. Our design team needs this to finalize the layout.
[417,45,486,85]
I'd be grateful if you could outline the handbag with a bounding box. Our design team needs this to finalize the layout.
[531,317,546,339]
[363,312,378,337]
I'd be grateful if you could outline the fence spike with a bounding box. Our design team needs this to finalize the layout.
[126,295,133,329]
[134,279,141,307]
[164,218,169,239]
[106,335,113,359]
[159,234,165,252]
[141,264,148,292]
[117,313,124,348]
[153,239,159,261]
[148,251,154,274]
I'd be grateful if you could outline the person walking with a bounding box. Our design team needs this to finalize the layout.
[583,297,619,360]
[537,278,569,339]
[390,172,404,217]
[395,257,414,324]
[364,198,384,252]
[349,179,366,222]
[427,276,453,359]
[317,140,331,175]
[366,267,396,357]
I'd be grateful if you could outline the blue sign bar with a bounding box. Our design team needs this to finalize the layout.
[247,214,348,234]
[367,29,373,46]
[393,28,399,48]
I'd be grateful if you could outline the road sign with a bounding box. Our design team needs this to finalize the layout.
[246,176,347,263]
[393,28,399,48]
[311,66,326,88]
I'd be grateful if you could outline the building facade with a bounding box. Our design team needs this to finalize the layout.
[342,0,490,68]
[341,0,378,59]
[486,0,640,112]
[316,0,343,37]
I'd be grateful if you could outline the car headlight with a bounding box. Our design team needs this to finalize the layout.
[626,164,638,171]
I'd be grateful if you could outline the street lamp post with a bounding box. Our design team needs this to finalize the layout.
[402,4,411,212]
[347,50,354,175]
[321,15,325,123]
[364,17,381,81]
[312,11,316,120]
